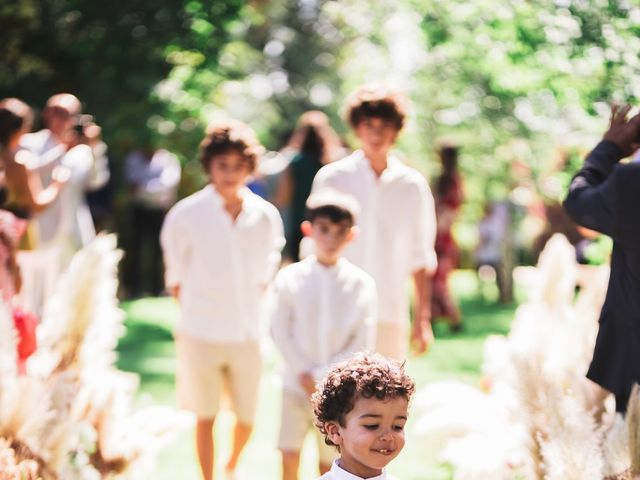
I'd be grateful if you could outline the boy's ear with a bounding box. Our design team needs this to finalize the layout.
[347,225,359,243]
[325,421,342,446]
[301,221,312,237]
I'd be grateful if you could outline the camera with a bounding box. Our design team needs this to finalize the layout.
[73,114,95,136]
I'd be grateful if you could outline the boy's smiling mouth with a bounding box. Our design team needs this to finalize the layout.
[373,448,394,455]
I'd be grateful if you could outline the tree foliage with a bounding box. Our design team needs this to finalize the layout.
[2,0,640,231]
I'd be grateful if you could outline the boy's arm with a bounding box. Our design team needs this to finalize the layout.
[411,268,434,354]
[159,208,189,299]
[409,179,437,355]
[265,205,286,282]
[269,275,314,377]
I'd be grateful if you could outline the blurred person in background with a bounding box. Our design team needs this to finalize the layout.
[274,111,342,262]
[0,98,67,373]
[312,84,437,359]
[431,143,464,331]
[19,93,109,314]
[0,98,68,220]
[20,93,109,264]
[124,144,181,297]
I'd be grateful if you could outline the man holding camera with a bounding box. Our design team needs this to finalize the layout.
[18,93,110,312]
[564,104,640,414]
[21,93,109,258]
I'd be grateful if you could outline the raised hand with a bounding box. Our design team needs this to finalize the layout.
[603,104,640,157]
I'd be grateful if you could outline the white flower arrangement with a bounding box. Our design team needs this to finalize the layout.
[0,234,184,479]
[412,234,636,480]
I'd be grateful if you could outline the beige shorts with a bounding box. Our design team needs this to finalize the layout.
[375,322,408,361]
[278,390,338,466]
[175,333,262,424]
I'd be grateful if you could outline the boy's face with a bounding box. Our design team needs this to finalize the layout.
[302,217,354,264]
[326,396,408,478]
[354,117,399,158]
[208,150,251,197]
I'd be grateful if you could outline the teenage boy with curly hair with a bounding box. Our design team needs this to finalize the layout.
[311,84,437,360]
[161,119,284,480]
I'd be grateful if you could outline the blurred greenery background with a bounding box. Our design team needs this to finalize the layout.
[2,0,640,261]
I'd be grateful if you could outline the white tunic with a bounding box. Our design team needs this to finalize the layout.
[160,185,284,344]
[318,460,392,480]
[312,150,437,325]
[270,255,377,395]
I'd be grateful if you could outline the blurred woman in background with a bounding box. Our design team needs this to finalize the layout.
[431,143,464,331]
[274,111,342,261]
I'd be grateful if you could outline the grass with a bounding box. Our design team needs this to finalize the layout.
[116,270,518,480]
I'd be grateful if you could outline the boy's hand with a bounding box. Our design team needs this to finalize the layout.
[410,321,434,355]
[298,372,317,397]
[170,285,180,300]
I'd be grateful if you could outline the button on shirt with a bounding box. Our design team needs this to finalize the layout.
[312,150,437,325]
[270,255,377,395]
[318,460,392,480]
[160,185,284,344]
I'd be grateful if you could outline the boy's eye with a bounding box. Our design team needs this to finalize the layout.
[363,425,379,431]
[393,425,405,432]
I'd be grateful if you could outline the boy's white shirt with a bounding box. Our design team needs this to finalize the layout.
[160,184,284,343]
[312,149,437,326]
[318,460,391,480]
[269,255,377,395]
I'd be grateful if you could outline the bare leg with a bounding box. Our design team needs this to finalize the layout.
[281,450,301,480]
[196,417,216,480]
[225,421,253,473]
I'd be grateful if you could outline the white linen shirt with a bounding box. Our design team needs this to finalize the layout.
[318,460,392,480]
[312,150,437,326]
[160,184,284,344]
[270,255,377,395]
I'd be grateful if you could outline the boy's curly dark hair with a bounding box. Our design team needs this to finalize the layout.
[200,119,264,173]
[311,352,415,448]
[344,84,408,131]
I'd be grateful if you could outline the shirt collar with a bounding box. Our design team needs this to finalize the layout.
[329,460,387,480]
[308,255,344,273]
[354,149,405,182]
[206,184,253,207]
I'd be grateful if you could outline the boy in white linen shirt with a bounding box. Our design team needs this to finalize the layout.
[270,189,377,480]
[312,352,415,480]
[311,83,437,360]
[160,120,284,480]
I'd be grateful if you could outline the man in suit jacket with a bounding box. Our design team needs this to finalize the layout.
[564,104,640,414]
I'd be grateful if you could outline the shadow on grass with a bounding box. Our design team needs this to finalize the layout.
[116,317,176,387]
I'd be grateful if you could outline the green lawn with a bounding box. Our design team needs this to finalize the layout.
[116,270,517,480]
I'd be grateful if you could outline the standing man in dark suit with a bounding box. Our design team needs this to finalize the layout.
[564,104,640,414]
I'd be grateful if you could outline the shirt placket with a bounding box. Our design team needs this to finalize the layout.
[229,212,248,343]
[318,268,330,364]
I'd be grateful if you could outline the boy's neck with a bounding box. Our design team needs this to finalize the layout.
[214,186,244,219]
[362,149,389,177]
[315,253,339,267]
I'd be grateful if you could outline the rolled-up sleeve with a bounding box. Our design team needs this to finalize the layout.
[269,274,313,376]
[160,208,190,288]
[411,178,438,273]
[265,206,285,281]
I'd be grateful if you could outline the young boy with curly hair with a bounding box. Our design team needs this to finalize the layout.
[270,189,377,480]
[311,84,437,360]
[311,352,416,479]
[160,119,284,480]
